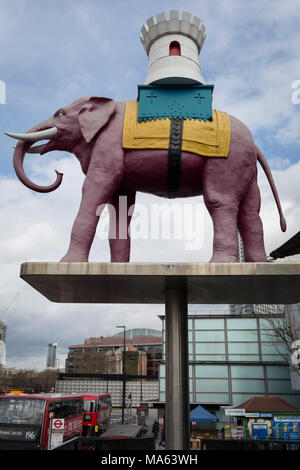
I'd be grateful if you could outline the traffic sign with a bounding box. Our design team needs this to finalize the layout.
[52,418,64,430]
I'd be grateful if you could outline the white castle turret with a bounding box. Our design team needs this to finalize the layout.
[140,10,206,85]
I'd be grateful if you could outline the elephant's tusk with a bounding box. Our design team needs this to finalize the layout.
[27,144,46,154]
[12,144,46,154]
[5,127,57,142]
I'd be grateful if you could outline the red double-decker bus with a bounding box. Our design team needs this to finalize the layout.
[81,393,111,436]
[0,393,84,450]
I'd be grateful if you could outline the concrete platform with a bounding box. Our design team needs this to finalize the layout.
[20,261,300,304]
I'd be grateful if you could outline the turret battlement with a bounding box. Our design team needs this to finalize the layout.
[140,10,206,56]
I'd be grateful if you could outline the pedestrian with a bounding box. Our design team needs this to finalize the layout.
[152,420,159,439]
[159,427,166,448]
[142,424,148,435]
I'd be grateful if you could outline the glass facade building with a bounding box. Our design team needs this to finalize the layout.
[159,315,300,408]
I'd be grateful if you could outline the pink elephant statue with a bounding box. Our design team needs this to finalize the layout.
[6,96,286,263]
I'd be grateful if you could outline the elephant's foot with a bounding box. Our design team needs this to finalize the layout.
[244,253,267,262]
[60,252,89,262]
[210,253,239,263]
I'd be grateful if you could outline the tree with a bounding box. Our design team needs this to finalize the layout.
[263,304,300,377]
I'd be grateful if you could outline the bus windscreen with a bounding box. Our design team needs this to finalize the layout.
[0,397,44,425]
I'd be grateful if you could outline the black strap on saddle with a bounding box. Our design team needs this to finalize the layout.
[167,118,183,199]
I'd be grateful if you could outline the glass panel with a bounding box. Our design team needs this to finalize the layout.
[228,343,259,354]
[160,392,165,402]
[188,318,193,329]
[260,330,277,342]
[267,380,293,394]
[228,355,260,361]
[188,343,193,354]
[232,379,265,393]
[267,366,290,379]
[188,331,193,342]
[227,318,257,329]
[227,330,258,342]
[261,343,288,355]
[259,318,283,330]
[160,364,165,377]
[195,365,228,378]
[195,330,225,342]
[279,395,300,407]
[262,355,285,362]
[195,393,229,404]
[231,365,264,379]
[160,379,165,392]
[196,379,228,393]
[232,394,265,406]
[195,355,227,361]
[194,319,224,330]
[195,343,225,354]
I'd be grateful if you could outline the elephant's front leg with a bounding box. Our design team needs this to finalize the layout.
[108,191,136,262]
[60,171,121,262]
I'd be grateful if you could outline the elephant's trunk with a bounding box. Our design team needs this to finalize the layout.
[13,139,63,193]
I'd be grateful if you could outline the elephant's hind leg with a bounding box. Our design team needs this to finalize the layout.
[203,173,240,262]
[204,199,239,262]
[108,191,136,262]
[237,179,267,262]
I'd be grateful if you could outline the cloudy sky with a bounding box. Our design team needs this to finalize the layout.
[0,0,300,370]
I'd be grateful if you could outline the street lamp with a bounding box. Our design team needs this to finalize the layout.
[117,325,126,424]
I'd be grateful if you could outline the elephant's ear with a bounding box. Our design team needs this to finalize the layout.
[78,97,117,143]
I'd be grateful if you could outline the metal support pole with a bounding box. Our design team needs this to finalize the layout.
[122,329,126,424]
[165,282,189,450]
[117,325,126,424]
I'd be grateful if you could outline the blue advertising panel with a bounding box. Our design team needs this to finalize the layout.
[252,423,268,440]
[273,415,300,441]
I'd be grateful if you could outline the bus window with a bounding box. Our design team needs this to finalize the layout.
[0,397,44,425]
[83,399,97,413]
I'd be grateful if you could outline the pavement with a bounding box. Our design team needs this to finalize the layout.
[111,408,163,450]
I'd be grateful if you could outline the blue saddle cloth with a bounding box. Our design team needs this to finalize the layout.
[137,84,214,122]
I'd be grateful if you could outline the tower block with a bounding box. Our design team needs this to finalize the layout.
[140,11,206,85]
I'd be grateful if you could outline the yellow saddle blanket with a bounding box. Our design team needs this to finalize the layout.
[122,101,231,157]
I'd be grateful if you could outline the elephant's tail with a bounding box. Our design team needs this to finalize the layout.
[256,146,287,232]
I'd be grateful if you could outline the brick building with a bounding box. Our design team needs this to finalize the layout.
[65,329,162,376]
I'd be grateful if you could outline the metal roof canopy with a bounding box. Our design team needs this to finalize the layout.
[19,260,300,451]
[20,261,300,304]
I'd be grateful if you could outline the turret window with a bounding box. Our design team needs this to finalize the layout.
[169,41,181,56]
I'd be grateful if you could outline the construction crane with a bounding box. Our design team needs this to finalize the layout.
[0,292,20,321]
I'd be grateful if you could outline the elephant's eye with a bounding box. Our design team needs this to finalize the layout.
[54,109,65,117]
